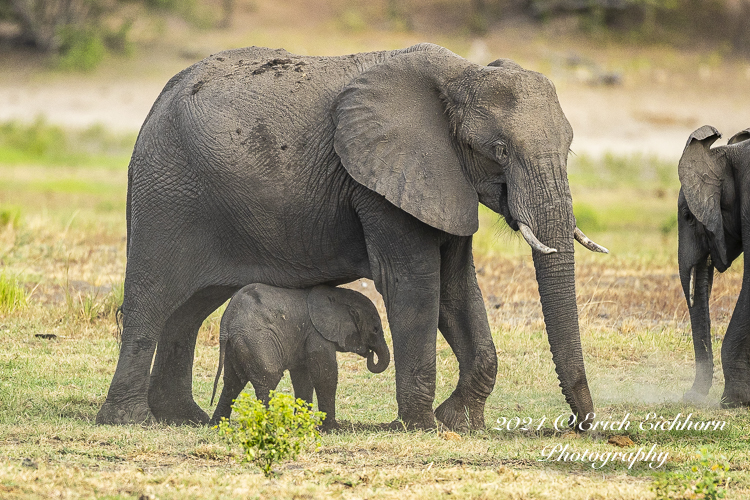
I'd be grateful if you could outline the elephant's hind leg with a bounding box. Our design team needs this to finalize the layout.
[209,359,247,426]
[96,317,158,425]
[97,288,170,425]
[720,277,750,408]
[149,285,238,425]
[434,235,497,431]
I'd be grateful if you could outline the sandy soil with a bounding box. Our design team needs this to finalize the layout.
[1,10,749,159]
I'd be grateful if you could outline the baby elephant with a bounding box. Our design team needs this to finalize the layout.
[210,283,390,428]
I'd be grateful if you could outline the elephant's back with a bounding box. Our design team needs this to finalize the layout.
[132,46,391,185]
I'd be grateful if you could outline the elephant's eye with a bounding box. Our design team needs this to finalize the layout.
[494,142,509,162]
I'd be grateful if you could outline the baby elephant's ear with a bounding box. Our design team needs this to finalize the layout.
[307,286,355,350]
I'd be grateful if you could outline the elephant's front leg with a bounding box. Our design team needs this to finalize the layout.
[359,205,443,429]
[386,277,441,429]
[434,235,497,431]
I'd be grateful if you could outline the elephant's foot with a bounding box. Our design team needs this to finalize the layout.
[385,405,437,430]
[209,413,229,427]
[683,372,712,404]
[386,414,436,431]
[321,419,340,433]
[720,386,750,409]
[149,390,209,425]
[435,392,485,432]
[683,388,709,404]
[96,399,155,425]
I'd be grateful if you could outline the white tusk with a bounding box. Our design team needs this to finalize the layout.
[518,222,558,254]
[689,266,696,308]
[574,227,609,254]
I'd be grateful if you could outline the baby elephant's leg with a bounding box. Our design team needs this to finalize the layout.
[210,364,246,426]
[290,366,314,404]
[308,346,339,430]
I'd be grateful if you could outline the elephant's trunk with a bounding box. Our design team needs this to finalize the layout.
[533,247,594,429]
[367,336,390,373]
[511,157,594,430]
[679,257,714,398]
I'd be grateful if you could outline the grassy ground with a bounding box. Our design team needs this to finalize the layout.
[0,119,748,499]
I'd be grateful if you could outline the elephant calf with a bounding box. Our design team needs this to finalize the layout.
[209,283,390,428]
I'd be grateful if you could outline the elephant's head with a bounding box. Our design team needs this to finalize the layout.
[677,125,748,397]
[307,285,390,373]
[332,43,606,428]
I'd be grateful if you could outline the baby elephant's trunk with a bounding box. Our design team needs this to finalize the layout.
[367,338,390,373]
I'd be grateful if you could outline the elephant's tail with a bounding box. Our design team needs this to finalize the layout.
[210,337,226,407]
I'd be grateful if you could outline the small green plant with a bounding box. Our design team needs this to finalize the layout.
[216,391,324,477]
[0,206,22,229]
[0,274,27,314]
[651,448,730,500]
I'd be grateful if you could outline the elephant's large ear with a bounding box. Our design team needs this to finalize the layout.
[728,128,750,145]
[678,125,728,268]
[332,46,479,236]
[307,286,357,351]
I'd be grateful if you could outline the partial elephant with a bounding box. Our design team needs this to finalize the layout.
[209,283,389,429]
[678,125,750,407]
[96,43,607,430]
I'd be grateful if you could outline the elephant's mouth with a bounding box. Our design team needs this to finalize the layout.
[496,182,519,231]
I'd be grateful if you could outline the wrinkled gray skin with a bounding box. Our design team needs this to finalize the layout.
[96,43,604,430]
[209,284,389,429]
[678,125,750,407]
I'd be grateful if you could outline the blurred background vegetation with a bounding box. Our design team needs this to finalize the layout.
[0,0,748,71]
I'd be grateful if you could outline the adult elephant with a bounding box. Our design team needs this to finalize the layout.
[678,125,750,407]
[96,43,607,430]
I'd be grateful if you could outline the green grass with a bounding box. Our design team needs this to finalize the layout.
[0,274,27,314]
[0,123,747,498]
[0,120,134,169]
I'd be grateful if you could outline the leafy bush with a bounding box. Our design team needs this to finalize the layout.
[651,448,730,500]
[0,0,136,69]
[216,391,324,477]
[57,25,107,71]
